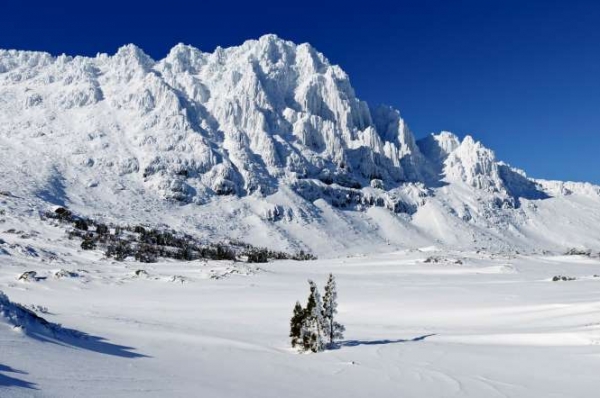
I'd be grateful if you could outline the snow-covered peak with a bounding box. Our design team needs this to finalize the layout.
[0,36,427,202]
[443,135,502,191]
[110,44,155,82]
[115,43,153,60]
[417,131,460,163]
[0,35,579,214]
[436,131,461,153]
[2,35,600,256]
[163,43,206,74]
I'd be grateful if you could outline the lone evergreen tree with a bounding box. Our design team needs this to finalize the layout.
[322,273,345,347]
[289,301,305,349]
[301,280,325,352]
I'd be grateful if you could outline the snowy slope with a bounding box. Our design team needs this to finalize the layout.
[2,201,600,397]
[1,34,600,255]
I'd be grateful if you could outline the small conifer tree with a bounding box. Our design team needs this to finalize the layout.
[301,280,325,352]
[289,301,305,348]
[322,273,345,347]
[290,277,344,352]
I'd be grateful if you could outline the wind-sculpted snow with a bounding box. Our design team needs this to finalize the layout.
[0,290,146,363]
[1,35,599,254]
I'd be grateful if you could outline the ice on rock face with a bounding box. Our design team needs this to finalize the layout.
[4,34,600,256]
[0,50,55,79]
[0,34,571,211]
[110,44,155,83]
[163,43,207,75]
[443,135,502,191]
[417,131,460,162]
[415,134,548,202]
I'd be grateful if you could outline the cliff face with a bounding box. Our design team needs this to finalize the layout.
[1,35,598,255]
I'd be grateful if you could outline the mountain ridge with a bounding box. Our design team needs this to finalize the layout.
[1,34,599,256]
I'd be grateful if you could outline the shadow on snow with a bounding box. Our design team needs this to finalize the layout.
[21,324,150,359]
[0,364,37,390]
[336,333,437,348]
[1,293,148,359]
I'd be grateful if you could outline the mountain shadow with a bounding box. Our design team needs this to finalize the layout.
[34,170,68,207]
[498,164,551,202]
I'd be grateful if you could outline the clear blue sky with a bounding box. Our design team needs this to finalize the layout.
[3,0,599,183]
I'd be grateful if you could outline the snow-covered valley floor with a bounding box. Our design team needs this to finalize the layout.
[2,232,600,397]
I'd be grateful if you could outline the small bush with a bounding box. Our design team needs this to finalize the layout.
[565,248,592,256]
[205,243,236,261]
[133,225,146,234]
[552,275,576,282]
[106,240,132,261]
[246,248,269,263]
[292,250,317,261]
[18,271,39,282]
[175,246,195,261]
[96,224,109,235]
[74,219,88,231]
[68,229,88,240]
[134,244,158,263]
[53,207,73,221]
[42,208,317,264]
[81,238,96,250]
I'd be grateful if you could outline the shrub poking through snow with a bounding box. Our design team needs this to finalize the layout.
[95,223,109,235]
[52,207,73,221]
[18,271,39,282]
[424,256,463,265]
[292,250,317,261]
[552,275,576,282]
[245,247,270,263]
[105,240,133,261]
[54,269,79,279]
[564,248,592,256]
[290,275,345,353]
[81,237,96,250]
[134,244,158,263]
[74,219,89,231]
[43,207,317,264]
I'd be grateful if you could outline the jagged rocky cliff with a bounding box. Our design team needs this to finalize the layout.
[1,35,599,255]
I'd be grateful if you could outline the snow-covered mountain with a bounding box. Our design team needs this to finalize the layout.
[1,34,599,255]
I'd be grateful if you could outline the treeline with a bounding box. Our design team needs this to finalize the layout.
[43,207,316,264]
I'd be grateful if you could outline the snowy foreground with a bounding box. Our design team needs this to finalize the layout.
[2,239,600,397]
